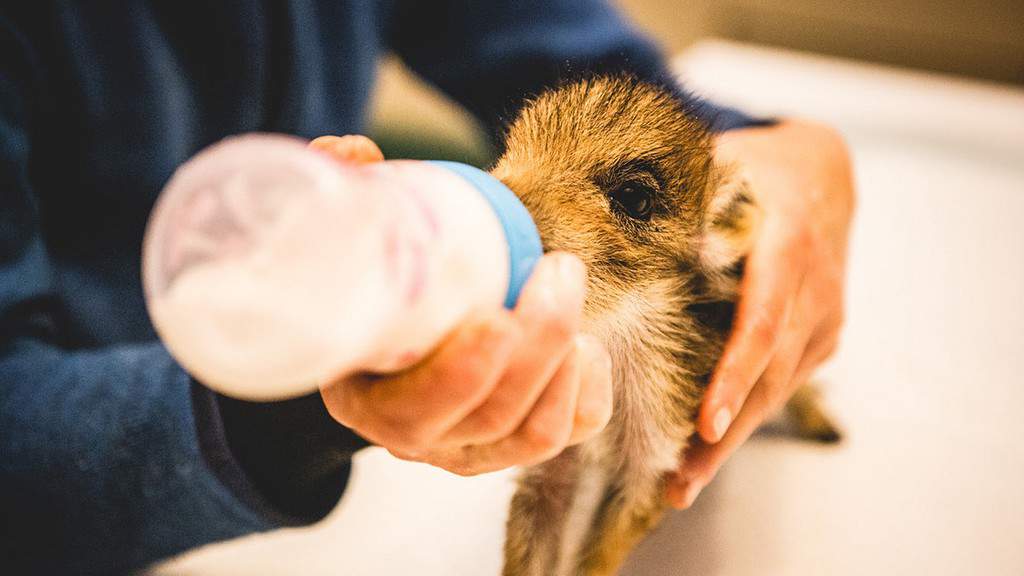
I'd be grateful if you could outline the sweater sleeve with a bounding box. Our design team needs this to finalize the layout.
[0,21,360,573]
[0,45,249,576]
[384,0,770,139]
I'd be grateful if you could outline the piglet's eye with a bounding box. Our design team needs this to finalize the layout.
[609,181,656,221]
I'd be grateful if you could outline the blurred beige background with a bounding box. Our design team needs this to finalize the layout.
[617,0,1023,85]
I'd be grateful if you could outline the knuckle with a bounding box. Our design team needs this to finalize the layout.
[524,284,579,342]
[322,382,368,429]
[819,333,841,361]
[441,458,479,477]
[474,405,518,440]
[763,373,795,411]
[458,355,496,384]
[779,223,813,255]
[449,466,479,477]
[688,472,716,492]
[539,305,577,344]
[322,395,350,427]
[574,406,604,436]
[454,462,497,477]
[484,312,520,343]
[577,333,611,369]
[762,380,787,408]
[593,341,613,370]
[818,274,845,306]
[458,314,518,363]
[681,454,717,484]
[749,311,782,348]
[522,449,561,468]
[383,421,433,454]
[387,447,424,463]
[448,352,504,393]
[792,225,815,251]
[522,421,569,462]
[438,450,490,477]
[831,308,847,332]
[575,393,612,436]
[523,421,561,454]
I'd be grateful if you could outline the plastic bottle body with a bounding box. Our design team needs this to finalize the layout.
[144,135,512,400]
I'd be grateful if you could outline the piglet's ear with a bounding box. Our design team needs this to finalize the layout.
[699,164,760,299]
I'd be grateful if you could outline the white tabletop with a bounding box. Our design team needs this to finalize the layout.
[157,40,1024,576]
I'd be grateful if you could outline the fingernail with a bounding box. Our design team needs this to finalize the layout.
[712,407,732,442]
[682,482,704,508]
[551,253,586,303]
[526,255,561,304]
[576,334,610,366]
[525,253,585,316]
[556,252,586,284]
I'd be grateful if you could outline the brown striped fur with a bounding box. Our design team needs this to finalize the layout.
[491,77,839,576]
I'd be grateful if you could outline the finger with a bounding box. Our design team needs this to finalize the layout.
[440,252,586,446]
[432,343,583,476]
[669,280,830,507]
[567,334,614,445]
[320,309,521,452]
[756,297,817,407]
[666,380,771,509]
[789,326,841,389]
[765,298,841,413]
[667,329,813,509]
[698,224,807,444]
[309,134,385,164]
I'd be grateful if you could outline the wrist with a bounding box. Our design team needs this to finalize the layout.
[204,386,369,524]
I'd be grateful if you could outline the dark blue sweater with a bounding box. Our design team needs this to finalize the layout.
[0,1,760,573]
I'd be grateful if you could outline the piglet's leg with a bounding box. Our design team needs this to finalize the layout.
[503,448,583,576]
[573,475,669,576]
[785,382,843,443]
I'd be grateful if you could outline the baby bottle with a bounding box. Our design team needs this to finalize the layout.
[143,134,542,400]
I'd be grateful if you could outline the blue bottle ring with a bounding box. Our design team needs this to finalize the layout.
[428,161,542,309]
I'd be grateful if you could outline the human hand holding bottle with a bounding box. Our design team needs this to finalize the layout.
[313,136,615,475]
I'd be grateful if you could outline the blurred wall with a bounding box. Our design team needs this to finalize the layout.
[616,0,1024,85]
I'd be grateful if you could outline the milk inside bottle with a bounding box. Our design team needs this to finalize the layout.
[143,134,541,400]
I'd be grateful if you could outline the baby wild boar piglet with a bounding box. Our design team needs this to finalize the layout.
[491,77,839,576]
